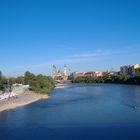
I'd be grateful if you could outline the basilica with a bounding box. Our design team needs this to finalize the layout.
[52,65,69,81]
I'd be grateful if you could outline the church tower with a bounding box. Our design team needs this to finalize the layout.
[63,64,68,81]
[52,65,57,80]
[64,64,68,76]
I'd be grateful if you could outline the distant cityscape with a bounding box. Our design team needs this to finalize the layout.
[52,64,140,81]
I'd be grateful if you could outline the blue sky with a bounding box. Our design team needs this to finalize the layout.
[0,0,140,76]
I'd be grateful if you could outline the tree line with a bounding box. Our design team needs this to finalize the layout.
[72,75,140,85]
[0,71,55,95]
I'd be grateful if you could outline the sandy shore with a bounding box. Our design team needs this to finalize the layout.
[0,91,49,112]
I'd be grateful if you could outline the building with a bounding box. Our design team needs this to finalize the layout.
[84,71,108,77]
[52,65,69,81]
[132,64,140,75]
[52,65,57,79]
[120,66,129,75]
[63,65,69,81]
[108,71,119,76]
[95,72,103,77]
[84,72,96,77]
[135,67,140,76]
[72,71,110,79]
[120,64,140,76]
[72,72,86,79]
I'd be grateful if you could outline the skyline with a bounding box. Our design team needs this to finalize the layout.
[0,0,140,76]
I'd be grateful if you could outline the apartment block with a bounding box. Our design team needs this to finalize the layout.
[120,64,140,76]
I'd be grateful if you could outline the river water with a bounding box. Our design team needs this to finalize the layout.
[0,84,140,140]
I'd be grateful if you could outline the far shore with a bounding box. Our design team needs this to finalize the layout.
[0,91,49,112]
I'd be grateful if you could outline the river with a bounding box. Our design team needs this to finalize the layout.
[0,84,140,140]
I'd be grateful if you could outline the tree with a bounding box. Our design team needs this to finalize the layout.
[0,71,2,80]
[24,71,35,84]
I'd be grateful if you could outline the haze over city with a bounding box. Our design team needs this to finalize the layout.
[0,0,140,76]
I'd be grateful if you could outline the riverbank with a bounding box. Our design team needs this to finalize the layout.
[55,83,71,89]
[0,90,49,112]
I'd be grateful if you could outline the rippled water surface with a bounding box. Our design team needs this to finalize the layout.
[0,84,140,140]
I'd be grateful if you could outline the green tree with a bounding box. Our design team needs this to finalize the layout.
[24,71,35,84]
